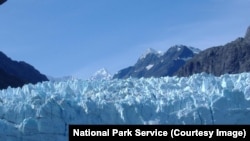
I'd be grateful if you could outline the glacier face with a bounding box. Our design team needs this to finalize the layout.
[0,73,250,140]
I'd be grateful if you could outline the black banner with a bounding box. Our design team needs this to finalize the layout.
[69,125,250,140]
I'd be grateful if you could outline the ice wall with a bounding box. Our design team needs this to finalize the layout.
[0,73,250,141]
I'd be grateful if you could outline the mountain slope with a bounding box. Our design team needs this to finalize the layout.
[0,51,48,89]
[0,0,7,5]
[176,26,250,77]
[0,69,25,89]
[113,45,200,79]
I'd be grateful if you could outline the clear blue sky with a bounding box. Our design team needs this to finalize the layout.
[1,0,250,79]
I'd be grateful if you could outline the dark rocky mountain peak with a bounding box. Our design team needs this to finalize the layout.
[0,51,48,89]
[245,26,250,44]
[0,0,7,5]
[176,25,250,77]
[164,45,199,60]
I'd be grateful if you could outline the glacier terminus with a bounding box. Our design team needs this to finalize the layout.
[0,72,250,140]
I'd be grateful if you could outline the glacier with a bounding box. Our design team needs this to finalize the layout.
[0,72,250,140]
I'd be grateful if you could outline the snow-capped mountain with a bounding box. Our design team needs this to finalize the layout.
[139,48,163,60]
[113,45,201,79]
[89,68,112,80]
[0,72,250,140]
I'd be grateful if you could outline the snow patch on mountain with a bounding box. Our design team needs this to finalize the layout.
[187,46,201,54]
[139,48,163,60]
[175,57,192,61]
[146,64,154,70]
[169,45,201,54]
[177,47,181,51]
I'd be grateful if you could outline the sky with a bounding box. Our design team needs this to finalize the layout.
[1,0,250,79]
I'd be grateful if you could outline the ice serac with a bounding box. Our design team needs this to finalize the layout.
[0,73,250,140]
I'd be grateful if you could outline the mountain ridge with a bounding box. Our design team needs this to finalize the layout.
[114,26,250,79]
[0,51,48,89]
[0,0,7,5]
[113,45,201,79]
[176,26,250,77]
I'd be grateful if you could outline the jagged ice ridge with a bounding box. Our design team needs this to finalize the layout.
[0,72,250,140]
